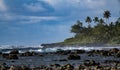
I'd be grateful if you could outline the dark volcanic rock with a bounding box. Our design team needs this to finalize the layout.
[8,54,18,59]
[20,51,37,56]
[2,53,18,59]
[84,60,99,66]
[115,50,120,57]
[56,50,71,55]
[67,54,80,60]
[10,49,19,54]
[59,64,74,70]
[109,48,119,54]
[100,50,111,56]
[2,53,9,58]
[75,50,85,54]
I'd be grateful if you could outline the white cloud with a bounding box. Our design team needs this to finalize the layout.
[0,13,59,24]
[0,0,7,11]
[23,3,46,12]
[19,16,58,24]
[39,0,105,10]
[83,0,106,9]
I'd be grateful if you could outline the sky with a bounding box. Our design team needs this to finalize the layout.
[0,0,120,46]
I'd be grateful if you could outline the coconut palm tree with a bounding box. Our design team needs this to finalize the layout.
[103,10,111,24]
[99,18,105,25]
[85,16,92,27]
[93,17,99,24]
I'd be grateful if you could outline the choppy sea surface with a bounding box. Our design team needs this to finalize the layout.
[0,45,120,53]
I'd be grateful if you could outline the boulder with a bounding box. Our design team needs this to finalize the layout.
[115,51,120,57]
[75,50,85,54]
[8,54,18,59]
[21,51,37,56]
[2,54,18,59]
[20,65,30,70]
[84,60,99,66]
[63,64,74,70]
[78,65,85,70]
[67,54,80,60]
[10,49,19,54]
[109,48,119,54]
[0,65,8,70]
[2,53,9,58]
[100,50,111,56]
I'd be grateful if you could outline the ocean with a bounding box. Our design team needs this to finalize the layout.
[0,45,120,53]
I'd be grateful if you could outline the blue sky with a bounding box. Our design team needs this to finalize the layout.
[0,0,120,45]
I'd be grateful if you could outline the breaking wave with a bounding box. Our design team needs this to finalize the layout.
[0,45,120,53]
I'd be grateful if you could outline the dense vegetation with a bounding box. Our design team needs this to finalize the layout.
[62,11,120,45]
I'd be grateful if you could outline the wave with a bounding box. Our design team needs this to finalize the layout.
[0,45,120,53]
[40,46,120,52]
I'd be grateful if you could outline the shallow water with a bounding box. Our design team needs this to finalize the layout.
[0,46,120,68]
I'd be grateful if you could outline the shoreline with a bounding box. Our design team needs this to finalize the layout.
[41,43,120,48]
[0,48,120,70]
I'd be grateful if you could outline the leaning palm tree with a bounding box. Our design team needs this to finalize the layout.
[103,10,111,24]
[85,16,92,27]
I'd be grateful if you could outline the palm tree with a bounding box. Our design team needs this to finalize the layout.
[99,18,104,25]
[71,20,83,34]
[103,10,111,24]
[93,17,99,24]
[85,16,92,27]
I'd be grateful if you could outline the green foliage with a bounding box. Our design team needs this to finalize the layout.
[85,16,92,27]
[103,10,111,23]
[71,20,83,33]
[63,11,120,45]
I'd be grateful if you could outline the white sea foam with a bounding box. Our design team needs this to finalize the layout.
[0,45,120,53]
[35,46,120,52]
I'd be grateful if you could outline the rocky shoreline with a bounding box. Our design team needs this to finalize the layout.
[0,48,120,70]
[41,43,120,48]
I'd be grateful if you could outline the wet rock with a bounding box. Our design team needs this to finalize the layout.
[20,51,37,56]
[45,67,53,70]
[8,54,18,59]
[115,51,120,57]
[20,65,30,70]
[94,65,103,70]
[62,64,74,70]
[104,66,111,70]
[9,65,19,70]
[67,54,80,60]
[2,54,18,59]
[2,53,9,58]
[59,59,67,61]
[117,63,120,67]
[109,48,119,54]
[10,49,19,54]
[56,50,71,55]
[78,65,85,70]
[84,60,99,66]
[0,52,2,55]
[111,67,117,70]
[75,50,85,54]
[0,65,8,70]
[39,65,46,69]
[100,50,111,56]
